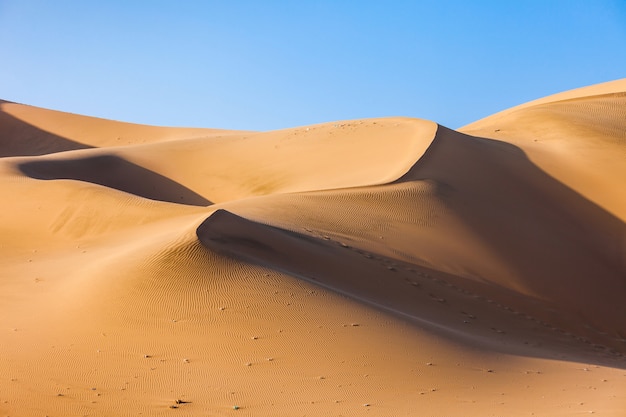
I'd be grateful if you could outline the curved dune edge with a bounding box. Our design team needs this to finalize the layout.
[460,78,626,132]
[110,117,439,203]
[196,209,626,361]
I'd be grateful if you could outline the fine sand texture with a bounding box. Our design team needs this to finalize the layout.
[1,82,625,416]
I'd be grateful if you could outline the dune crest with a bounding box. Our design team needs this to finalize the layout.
[106,117,439,203]
[0,99,248,155]
[1,81,625,416]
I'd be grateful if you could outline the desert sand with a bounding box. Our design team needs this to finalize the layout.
[1,80,625,416]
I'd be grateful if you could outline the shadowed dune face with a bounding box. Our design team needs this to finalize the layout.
[0,101,92,156]
[17,154,212,206]
[460,88,626,222]
[196,209,626,365]
[398,126,626,333]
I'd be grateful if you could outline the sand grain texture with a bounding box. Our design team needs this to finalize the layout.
[1,82,625,416]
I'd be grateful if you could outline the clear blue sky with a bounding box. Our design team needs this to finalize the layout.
[1,1,625,131]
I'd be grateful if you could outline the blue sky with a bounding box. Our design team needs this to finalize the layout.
[1,1,625,131]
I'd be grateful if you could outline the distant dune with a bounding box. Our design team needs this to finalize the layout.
[1,81,625,416]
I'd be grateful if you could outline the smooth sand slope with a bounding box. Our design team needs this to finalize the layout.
[1,83,625,416]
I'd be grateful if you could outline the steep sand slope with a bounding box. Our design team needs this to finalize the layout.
[461,78,626,222]
[1,82,625,416]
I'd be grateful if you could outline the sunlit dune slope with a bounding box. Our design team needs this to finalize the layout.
[1,81,625,416]
[80,117,437,202]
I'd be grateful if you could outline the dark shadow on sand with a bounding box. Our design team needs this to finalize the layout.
[395,125,626,337]
[19,154,212,206]
[0,100,93,157]
[196,209,626,369]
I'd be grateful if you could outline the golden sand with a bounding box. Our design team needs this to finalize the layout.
[1,81,625,415]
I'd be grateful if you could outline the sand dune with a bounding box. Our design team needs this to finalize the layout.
[461,79,626,222]
[1,81,625,416]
